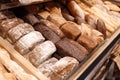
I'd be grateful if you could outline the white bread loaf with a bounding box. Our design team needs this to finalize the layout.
[38,57,58,77]
[0,18,24,37]
[29,41,56,67]
[15,31,45,55]
[50,57,79,80]
[8,23,34,43]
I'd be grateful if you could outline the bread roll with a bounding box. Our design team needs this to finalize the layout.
[34,23,61,43]
[50,57,79,80]
[85,15,97,29]
[67,0,85,20]
[47,13,66,27]
[0,18,24,37]
[0,47,38,80]
[77,34,98,52]
[39,19,65,38]
[8,23,34,43]
[56,38,86,62]
[38,57,58,77]
[15,31,45,55]
[29,41,56,67]
[96,19,106,38]
[61,8,75,21]
[61,21,81,40]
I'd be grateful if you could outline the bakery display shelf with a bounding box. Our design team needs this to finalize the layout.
[0,0,52,11]
[67,27,120,80]
[0,36,49,80]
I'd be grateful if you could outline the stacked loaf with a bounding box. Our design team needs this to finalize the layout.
[0,11,79,79]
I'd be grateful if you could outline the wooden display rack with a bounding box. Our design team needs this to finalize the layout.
[0,27,119,80]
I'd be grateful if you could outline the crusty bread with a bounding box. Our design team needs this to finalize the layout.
[34,23,61,43]
[14,31,45,55]
[8,23,34,43]
[77,34,98,52]
[50,57,79,80]
[56,38,86,62]
[29,41,56,67]
[47,13,66,27]
[61,21,81,40]
[67,0,85,20]
[0,18,24,37]
[39,19,65,38]
[38,57,58,77]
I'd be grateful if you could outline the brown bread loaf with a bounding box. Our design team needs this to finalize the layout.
[61,21,81,40]
[8,23,34,43]
[39,19,65,38]
[67,0,85,20]
[96,19,106,38]
[56,38,86,62]
[77,34,98,52]
[14,31,45,55]
[29,41,56,67]
[34,23,61,43]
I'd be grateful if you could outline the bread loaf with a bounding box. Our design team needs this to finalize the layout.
[0,18,24,37]
[38,57,58,77]
[45,2,62,16]
[61,21,81,40]
[50,57,79,80]
[8,23,34,43]
[77,34,98,52]
[67,0,85,20]
[29,41,56,67]
[56,38,86,62]
[39,19,65,38]
[68,39,89,55]
[34,24,61,43]
[61,9,75,21]
[15,31,45,55]
[96,19,106,38]
[85,15,97,29]
[47,13,66,27]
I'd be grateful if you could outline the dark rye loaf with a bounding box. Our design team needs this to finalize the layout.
[56,38,86,62]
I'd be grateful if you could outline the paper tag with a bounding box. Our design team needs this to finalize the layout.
[113,55,120,70]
